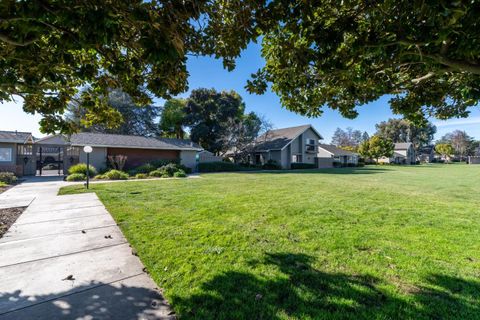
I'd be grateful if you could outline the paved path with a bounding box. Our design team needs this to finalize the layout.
[0,177,174,319]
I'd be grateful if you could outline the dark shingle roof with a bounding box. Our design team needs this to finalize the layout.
[394,142,413,150]
[252,125,322,151]
[0,130,32,143]
[68,132,202,151]
[318,144,358,156]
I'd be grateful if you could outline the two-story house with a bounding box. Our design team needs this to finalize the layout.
[249,125,323,169]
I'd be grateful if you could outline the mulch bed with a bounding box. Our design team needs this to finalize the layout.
[0,207,25,238]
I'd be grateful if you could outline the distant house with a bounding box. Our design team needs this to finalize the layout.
[0,131,34,176]
[197,150,222,163]
[0,130,202,176]
[378,142,416,164]
[317,144,359,166]
[417,145,435,163]
[248,125,323,169]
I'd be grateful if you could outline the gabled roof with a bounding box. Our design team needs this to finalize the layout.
[418,145,434,153]
[394,142,413,150]
[36,132,202,151]
[0,130,33,144]
[252,125,323,152]
[318,144,358,156]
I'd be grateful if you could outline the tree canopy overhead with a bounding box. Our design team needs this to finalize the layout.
[2,1,480,132]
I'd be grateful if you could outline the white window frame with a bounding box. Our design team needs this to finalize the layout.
[0,147,13,162]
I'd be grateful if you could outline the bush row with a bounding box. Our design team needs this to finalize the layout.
[66,162,189,182]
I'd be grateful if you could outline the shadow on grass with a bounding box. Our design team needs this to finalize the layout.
[171,253,480,319]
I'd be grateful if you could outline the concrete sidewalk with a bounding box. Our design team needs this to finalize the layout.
[0,177,174,319]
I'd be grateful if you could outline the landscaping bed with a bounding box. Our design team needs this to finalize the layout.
[60,164,480,319]
[0,207,25,238]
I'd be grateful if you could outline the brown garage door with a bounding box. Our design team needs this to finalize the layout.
[107,148,180,169]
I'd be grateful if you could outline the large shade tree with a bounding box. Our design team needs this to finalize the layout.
[437,130,475,157]
[67,90,159,137]
[2,1,480,132]
[159,99,187,139]
[358,135,395,163]
[331,127,369,151]
[375,119,436,149]
[184,88,246,154]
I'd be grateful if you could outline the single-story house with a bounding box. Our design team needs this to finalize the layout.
[197,150,222,163]
[378,142,416,164]
[0,131,35,176]
[417,145,435,163]
[317,144,359,166]
[0,130,202,176]
[248,124,323,169]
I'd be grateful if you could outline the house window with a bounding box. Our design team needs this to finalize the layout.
[292,154,302,163]
[305,138,316,145]
[306,145,316,152]
[0,147,12,162]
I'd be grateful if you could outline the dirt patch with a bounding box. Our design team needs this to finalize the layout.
[0,207,25,238]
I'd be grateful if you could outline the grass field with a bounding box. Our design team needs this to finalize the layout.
[60,164,480,319]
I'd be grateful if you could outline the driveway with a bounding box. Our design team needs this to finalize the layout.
[0,177,174,319]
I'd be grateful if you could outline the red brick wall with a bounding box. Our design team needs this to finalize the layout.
[107,148,179,169]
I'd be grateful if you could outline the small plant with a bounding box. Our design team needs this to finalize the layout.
[68,163,97,176]
[94,174,106,180]
[107,155,128,171]
[66,173,86,181]
[0,172,17,185]
[158,163,180,177]
[174,170,187,178]
[149,159,180,168]
[104,169,129,180]
[135,173,149,179]
[149,169,164,177]
[129,163,156,175]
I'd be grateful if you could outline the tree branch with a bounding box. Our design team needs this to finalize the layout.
[0,33,38,46]
[411,71,435,84]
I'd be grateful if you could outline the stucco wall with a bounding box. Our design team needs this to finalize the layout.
[281,146,290,169]
[180,150,197,170]
[317,148,333,158]
[80,147,107,171]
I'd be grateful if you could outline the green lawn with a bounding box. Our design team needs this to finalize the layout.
[60,164,480,319]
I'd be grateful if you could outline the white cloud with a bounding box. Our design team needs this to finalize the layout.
[434,117,480,127]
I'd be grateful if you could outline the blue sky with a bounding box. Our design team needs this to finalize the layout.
[1,42,479,142]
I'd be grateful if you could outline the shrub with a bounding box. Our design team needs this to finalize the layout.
[129,163,156,175]
[149,158,180,168]
[291,163,317,170]
[94,174,106,180]
[68,163,97,176]
[158,163,181,177]
[149,169,164,177]
[66,173,86,181]
[135,173,149,179]
[262,160,282,170]
[104,170,129,180]
[174,170,187,178]
[0,172,17,184]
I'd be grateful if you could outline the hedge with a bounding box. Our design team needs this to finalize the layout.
[291,163,317,170]
[198,162,256,172]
